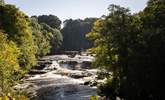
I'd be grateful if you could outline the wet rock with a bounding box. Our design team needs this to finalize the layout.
[69,73,87,79]
[59,61,78,70]
[84,81,91,85]
[81,61,92,69]
[68,70,93,79]
[84,80,97,87]
[96,70,112,79]
[53,69,70,76]
[82,71,93,76]
[90,80,97,87]
[28,70,48,75]
[44,61,60,70]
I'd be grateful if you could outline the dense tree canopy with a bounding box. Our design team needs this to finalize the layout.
[0,4,37,70]
[0,31,20,95]
[32,15,63,54]
[30,17,51,57]
[37,15,61,29]
[87,0,165,99]
[40,22,63,54]
[0,4,62,95]
[61,18,97,51]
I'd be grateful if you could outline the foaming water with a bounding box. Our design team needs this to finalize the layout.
[16,54,98,100]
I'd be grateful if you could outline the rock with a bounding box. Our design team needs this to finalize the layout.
[90,80,97,87]
[82,71,93,77]
[54,69,70,76]
[84,80,98,87]
[69,73,87,79]
[44,61,60,70]
[84,81,91,85]
[35,64,46,70]
[96,70,112,79]
[28,70,47,75]
[81,61,92,69]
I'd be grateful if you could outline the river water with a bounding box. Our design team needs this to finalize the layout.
[15,54,99,100]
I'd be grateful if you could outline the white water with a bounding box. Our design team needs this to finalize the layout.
[16,54,98,100]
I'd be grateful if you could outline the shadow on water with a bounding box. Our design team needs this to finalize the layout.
[59,61,92,70]
[36,84,96,100]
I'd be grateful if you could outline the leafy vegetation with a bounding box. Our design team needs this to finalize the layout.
[37,15,61,29]
[32,15,63,54]
[40,22,63,54]
[61,18,97,51]
[1,0,165,99]
[0,31,20,95]
[0,3,62,96]
[0,4,37,70]
[30,17,51,57]
[87,0,165,99]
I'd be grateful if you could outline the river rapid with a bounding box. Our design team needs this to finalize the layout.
[15,54,100,100]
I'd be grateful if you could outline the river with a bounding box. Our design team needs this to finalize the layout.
[15,54,100,100]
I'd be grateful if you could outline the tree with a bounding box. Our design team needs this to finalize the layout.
[88,1,165,99]
[30,17,51,57]
[40,23,63,54]
[0,4,37,70]
[87,5,142,99]
[37,15,61,29]
[31,15,63,54]
[0,31,20,95]
[61,18,97,51]
[137,0,165,99]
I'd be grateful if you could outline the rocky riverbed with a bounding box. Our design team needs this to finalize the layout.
[15,54,105,100]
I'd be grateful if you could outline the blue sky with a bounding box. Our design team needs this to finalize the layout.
[5,0,148,21]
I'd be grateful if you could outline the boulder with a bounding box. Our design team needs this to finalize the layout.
[84,80,98,87]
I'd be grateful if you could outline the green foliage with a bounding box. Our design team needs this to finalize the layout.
[0,94,29,100]
[90,95,99,100]
[0,2,62,98]
[98,77,119,100]
[30,17,51,57]
[62,18,97,51]
[37,15,61,29]
[88,1,165,99]
[40,23,63,54]
[0,31,20,95]
[50,27,63,54]
[0,4,37,70]
[32,15,63,54]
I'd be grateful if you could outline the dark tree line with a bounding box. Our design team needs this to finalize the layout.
[87,0,165,99]
[37,15,61,29]
[61,18,97,51]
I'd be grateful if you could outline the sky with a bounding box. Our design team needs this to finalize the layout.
[5,0,148,21]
